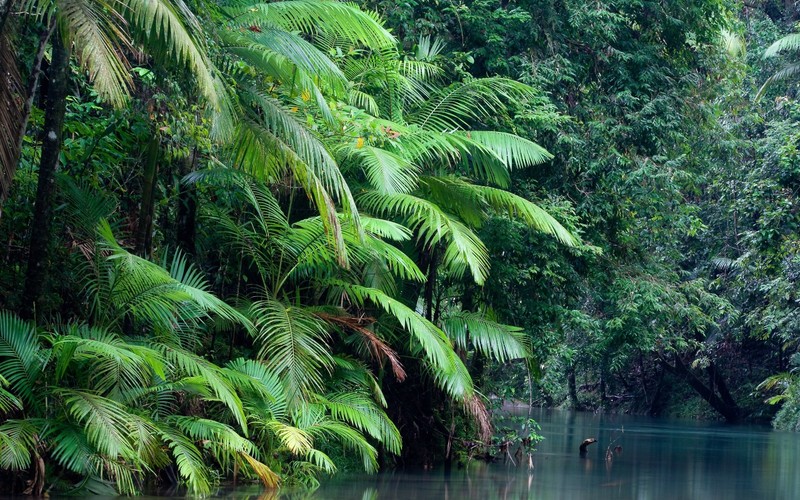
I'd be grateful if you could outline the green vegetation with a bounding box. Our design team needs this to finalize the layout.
[4,0,800,495]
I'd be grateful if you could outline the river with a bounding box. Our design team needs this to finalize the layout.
[302,408,800,500]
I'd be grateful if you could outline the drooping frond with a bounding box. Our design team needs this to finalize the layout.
[222,26,347,96]
[0,382,22,415]
[442,311,531,363]
[764,33,800,58]
[0,419,38,470]
[223,0,395,50]
[346,145,421,194]
[316,392,401,455]
[410,77,536,132]
[225,358,288,420]
[57,0,133,107]
[320,313,406,381]
[159,344,249,432]
[286,216,424,283]
[58,389,136,459]
[325,281,473,398]
[263,419,314,454]
[122,0,222,110]
[156,421,213,495]
[358,192,491,283]
[463,131,553,170]
[51,324,166,396]
[757,63,800,100]
[229,116,352,262]
[472,185,579,246]
[0,35,23,206]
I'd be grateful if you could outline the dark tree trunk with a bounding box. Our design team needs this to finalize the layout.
[567,364,581,410]
[135,135,159,257]
[423,246,439,322]
[176,148,197,255]
[661,355,741,423]
[21,34,69,317]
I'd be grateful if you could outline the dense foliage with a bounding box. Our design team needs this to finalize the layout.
[4,0,800,495]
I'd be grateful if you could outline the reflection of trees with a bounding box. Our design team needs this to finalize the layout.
[296,412,799,500]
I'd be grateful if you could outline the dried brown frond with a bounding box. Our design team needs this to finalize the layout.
[0,34,24,207]
[318,312,406,381]
[463,393,492,443]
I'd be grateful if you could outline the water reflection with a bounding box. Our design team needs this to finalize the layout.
[305,409,800,500]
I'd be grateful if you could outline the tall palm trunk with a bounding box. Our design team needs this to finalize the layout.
[176,148,197,254]
[135,135,159,257]
[21,34,70,317]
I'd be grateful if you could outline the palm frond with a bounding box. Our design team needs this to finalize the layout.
[95,221,254,334]
[757,63,800,100]
[325,281,473,398]
[156,421,213,495]
[263,419,314,454]
[347,145,421,194]
[224,0,395,49]
[222,26,347,96]
[764,33,800,58]
[0,311,43,405]
[411,77,536,132]
[158,343,249,432]
[0,34,23,205]
[358,192,491,283]
[472,186,579,246]
[251,299,334,398]
[463,131,553,170]
[58,389,136,459]
[0,419,38,470]
[317,392,401,455]
[122,0,221,110]
[52,326,157,396]
[58,0,132,107]
[442,311,530,363]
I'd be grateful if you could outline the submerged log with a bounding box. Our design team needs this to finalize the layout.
[579,437,597,456]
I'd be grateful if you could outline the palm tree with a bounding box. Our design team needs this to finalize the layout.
[758,32,800,99]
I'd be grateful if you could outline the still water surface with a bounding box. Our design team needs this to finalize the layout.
[305,409,800,500]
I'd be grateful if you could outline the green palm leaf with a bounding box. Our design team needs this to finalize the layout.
[156,421,213,495]
[473,185,579,246]
[317,392,401,455]
[58,389,137,460]
[411,77,536,132]
[224,0,394,49]
[251,299,333,398]
[57,0,133,107]
[0,311,43,405]
[463,131,553,170]
[442,311,531,363]
[359,191,491,283]
[0,419,38,470]
[122,0,222,110]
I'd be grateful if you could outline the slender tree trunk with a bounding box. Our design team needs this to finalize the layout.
[135,135,159,257]
[176,148,197,255]
[21,34,69,317]
[423,246,439,322]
